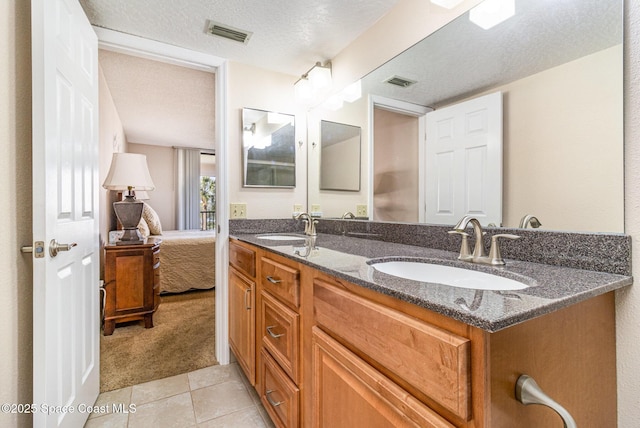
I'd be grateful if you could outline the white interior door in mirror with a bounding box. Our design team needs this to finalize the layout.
[425,91,502,226]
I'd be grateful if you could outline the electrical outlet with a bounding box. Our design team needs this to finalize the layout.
[356,204,368,218]
[311,204,321,212]
[292,204,304,217]
[230,203,247,219]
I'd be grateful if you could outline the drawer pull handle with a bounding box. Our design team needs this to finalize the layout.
[244,288,251,310]
[516,374,577,428]
[266,390,283,407]
[266,326,284,338]
[266,276,282,284]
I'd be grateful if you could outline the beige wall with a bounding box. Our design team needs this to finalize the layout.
[495,45,623,232]
[0,0,32,426]
[98,65,127,248]
[228,61,307,218]
[373,108,419,223]
[128,143,176,230]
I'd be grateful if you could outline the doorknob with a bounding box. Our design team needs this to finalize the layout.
[49,239,77,257]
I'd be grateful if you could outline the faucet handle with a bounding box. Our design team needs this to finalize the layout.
[309,219,318,236]
[488,234,520,266]
[448,230,472,260]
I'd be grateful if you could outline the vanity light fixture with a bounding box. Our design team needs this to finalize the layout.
[307,61,332,90]
[469,0,515,30]
[430,0,464,9]
[294,76,313,102]
[294,61,332,103]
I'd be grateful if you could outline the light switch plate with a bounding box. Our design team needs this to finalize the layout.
[230,203,247,219]
[311,204,321,212]
[356,204,368,217]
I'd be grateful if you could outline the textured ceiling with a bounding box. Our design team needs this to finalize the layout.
[361,0,622,108]
[99,50,216,148]
[86,0,621,150]
[80,0,400,77]
[82,0,399,149]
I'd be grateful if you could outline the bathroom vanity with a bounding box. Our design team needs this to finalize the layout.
[228,222,631,428]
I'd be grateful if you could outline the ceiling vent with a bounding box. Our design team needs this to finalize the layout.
[205,20,252,44]
[384,75,417,88]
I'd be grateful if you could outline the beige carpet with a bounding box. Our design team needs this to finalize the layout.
[100,289,217,392]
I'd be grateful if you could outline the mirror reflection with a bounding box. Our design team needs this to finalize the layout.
[320,120,361,191]
[242,108,296,187]
[307,0,623,233]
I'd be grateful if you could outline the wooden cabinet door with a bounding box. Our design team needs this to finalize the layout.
[229,266,256,385]
[312,327,454,428]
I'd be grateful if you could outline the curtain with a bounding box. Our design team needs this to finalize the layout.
[175,148,201,230]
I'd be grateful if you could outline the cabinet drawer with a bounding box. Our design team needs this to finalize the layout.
[312,327,455,428]
[230,241,256,278]
[260,349,299,428]
[314,278,471,420]
[260,257,300,308]
[261,291,300,383]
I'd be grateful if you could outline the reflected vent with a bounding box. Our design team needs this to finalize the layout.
[206,20,252,44]
[384,75,417,88]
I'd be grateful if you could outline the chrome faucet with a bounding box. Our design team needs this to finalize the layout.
[449,215,519,266]
[294,236,317,258]
[293,212,318,236]
[341,211,356,219]
[519,214,542,229]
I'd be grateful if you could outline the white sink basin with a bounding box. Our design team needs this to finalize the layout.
[370,261,528,291]
[256,234,306,241]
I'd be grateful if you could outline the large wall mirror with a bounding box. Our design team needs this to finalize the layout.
[307,0,623,233]
[242,108,296,188]
[320,120,361,191]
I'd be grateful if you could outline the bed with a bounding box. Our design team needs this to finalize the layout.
[155,229,216,294]
[137,202,216,293]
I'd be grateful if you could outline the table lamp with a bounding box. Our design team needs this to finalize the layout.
[102,153,156,244]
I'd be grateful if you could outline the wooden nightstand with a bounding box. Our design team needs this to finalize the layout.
[103,238,161,336]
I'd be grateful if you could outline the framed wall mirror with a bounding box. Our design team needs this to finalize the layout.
[320,120,361,191]
[307,0,623,233]
[242,108,296,188]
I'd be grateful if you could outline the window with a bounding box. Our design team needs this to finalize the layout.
[200,175,216,230]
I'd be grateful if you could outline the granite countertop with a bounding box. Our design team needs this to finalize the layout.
[232,232,633,332]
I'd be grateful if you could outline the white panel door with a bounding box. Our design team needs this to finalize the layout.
[425,92,502,226]
[31,0,100,426]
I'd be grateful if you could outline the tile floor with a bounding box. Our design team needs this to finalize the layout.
[84,363,274,428]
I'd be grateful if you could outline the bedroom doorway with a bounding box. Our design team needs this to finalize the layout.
[96,29,228,391]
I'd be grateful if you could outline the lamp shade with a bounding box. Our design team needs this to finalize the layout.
[102,153,156,191]
[134,190,150,200]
